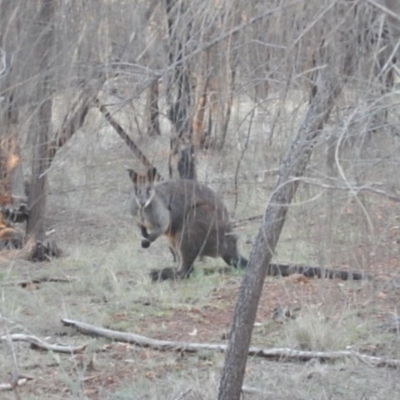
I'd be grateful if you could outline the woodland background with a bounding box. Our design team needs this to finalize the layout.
[1,0,400,399]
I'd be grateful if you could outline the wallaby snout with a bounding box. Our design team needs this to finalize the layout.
[136,197,148,208]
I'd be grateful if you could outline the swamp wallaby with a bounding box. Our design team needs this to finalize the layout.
[128,168,247,281]
[128,168,366,282]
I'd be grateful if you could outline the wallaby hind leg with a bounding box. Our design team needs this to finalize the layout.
[150,227,202,282]
[176,220,211,279]
[176,246,199,279]
[150,246,199,281]
[149,246,181,281]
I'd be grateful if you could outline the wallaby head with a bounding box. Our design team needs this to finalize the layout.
[128,167,158,208]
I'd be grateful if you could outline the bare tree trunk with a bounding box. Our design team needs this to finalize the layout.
[216,22,237,151]
[26,0,55,240]
[0,2,24,203]
[218,68,342,400]
[165,0,196,180]
[217,66,235,150]
[192,50,210,150]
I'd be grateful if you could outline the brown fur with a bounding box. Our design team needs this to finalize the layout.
[128,168,247,281]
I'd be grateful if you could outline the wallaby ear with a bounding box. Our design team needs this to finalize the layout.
[127,168,138,184]
[147,167,158,182]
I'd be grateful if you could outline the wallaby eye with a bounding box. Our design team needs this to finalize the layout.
[146,188,152,195]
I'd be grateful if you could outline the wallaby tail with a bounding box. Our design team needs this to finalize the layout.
[224,257,367,281]
[268,263,368,281]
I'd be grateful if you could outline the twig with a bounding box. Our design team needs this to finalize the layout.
[299,177,400,203]
[1,333,87,354]
[233,108,255,217]
[61,318,400,368]
[4,330,21,400]
[47,83,105,164]
[174,388,193,400]
[0,276,76,287]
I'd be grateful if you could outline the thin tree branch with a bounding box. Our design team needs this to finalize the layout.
[47,85,102,163]
[184,1,300,63]
[299,177,400,202]
[4,330,21,400]
[94,98,162,179]
[366,0,400,24]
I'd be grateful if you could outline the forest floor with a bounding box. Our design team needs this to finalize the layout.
[1,94,400,399]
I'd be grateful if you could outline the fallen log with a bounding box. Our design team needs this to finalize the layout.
[61,318,400,368]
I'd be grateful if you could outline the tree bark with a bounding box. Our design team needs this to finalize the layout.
[216,9,238,151]
[165,0,196,180]
[192,51,210,150]
[0,3,24,202]
[218,69,342,400]
[26,0,55,240]
[145,77,160,136]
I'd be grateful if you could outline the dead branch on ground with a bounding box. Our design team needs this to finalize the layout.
[61,318,400,368]
[1,333,87,354]
[0,276,75,287]
[3,329,22,400]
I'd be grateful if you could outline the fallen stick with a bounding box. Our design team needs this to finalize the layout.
[1,333,86,354]
[1,276,76,287]
[61,318,400,368]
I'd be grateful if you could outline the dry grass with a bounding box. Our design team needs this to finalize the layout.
[1,90,400,399]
